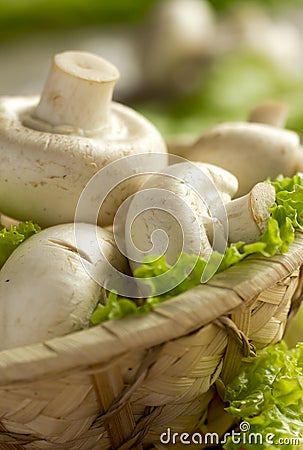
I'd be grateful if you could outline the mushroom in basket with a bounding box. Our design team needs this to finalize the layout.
[125,160,275,273]
[0,223,130,350]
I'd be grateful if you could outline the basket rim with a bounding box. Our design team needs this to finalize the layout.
[1,232,303,386]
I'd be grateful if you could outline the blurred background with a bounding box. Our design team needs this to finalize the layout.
[1,0,303,139]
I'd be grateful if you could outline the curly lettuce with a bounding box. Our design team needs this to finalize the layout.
[0,221,41,268]
[224,342,303,449]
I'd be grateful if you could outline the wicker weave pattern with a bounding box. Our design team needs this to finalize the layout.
[1,235,303,449]
[0,374,102,449]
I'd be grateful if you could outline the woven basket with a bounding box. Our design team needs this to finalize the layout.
[1,233,303,450]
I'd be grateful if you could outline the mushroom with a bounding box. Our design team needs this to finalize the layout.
[248,100,289,128]
[125,161,276,276]
[0,222,129,350]
[168,119,301,197]
[0,212,20,229]
[125,164,212,273]
[124,161,239,272]
[224,181,276,244]
[0,50,167,228]
[139,0,215,96]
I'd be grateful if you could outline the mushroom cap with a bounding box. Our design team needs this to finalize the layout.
[0,95,167,227]
[0,223,129,350]
[124,161,226,273]
[176,122,299,196]
[192,161,238,202]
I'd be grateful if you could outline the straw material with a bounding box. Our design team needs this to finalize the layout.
[1,233,303,449]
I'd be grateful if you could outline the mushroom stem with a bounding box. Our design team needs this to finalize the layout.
[225,182,276,244]
[0,212,20,229]
[248,100,289,128]
[292,146,303,173]
[33,51,120,131]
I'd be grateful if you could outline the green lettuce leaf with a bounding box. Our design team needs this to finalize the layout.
[0,221,41,268]
[224,342,303,449]
[90,290,139,323]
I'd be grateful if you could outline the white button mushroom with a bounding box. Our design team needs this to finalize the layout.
[0,223,129,350]
[125,160,276,275]
[124,161,238,273]
[169,121,300,196]
[0,51,167,227]
[140,0,215,96]
[225,181,276,244]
